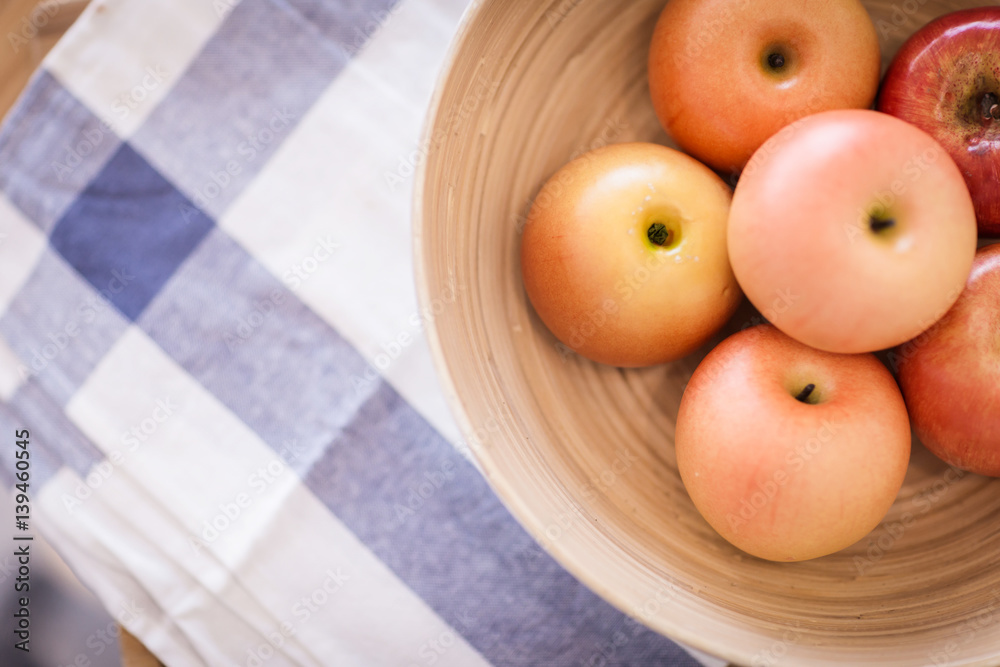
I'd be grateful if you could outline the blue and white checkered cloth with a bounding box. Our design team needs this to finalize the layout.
[0,1,722,664]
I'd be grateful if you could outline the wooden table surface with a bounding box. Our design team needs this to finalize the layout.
[0,0,87,121]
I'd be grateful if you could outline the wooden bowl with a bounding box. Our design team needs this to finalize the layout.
[414,1,1000,664]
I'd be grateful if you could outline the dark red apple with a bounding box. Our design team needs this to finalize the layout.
[878,7,1000,237]
[896,244,1000,476]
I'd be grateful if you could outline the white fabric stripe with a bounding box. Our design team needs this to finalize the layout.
[64,326,491,667]
[45,0,224,138]
[42,468,307,666]
[39,472,210,667]
[219,0,471,454]
[0,337,23,401]
[50,460,323,666]
[0,193,46,318]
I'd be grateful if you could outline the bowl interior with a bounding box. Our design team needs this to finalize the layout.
[415,0,1000,664]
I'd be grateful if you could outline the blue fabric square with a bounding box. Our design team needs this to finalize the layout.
[49,144,214,321]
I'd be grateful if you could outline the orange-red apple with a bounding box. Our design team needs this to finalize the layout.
[896,244,1000,476]
[520,142,741,367]
[676,325,911,562]
[648,0,880,173]
[729,109,978,354]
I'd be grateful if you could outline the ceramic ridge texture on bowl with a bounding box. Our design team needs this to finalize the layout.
[413,0,1000,664]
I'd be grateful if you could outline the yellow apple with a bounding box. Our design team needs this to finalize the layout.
[520,142,741,367]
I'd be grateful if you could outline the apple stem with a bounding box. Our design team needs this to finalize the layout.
[982,92,1000,120]
[647,223,671,247]
[795,384,816,403]
[870,217,895,234]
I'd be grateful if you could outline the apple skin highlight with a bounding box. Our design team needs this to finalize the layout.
[676,325,911,562]
[878,6,1000,237]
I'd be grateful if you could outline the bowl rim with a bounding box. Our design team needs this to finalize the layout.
[409,1,752,663]
[411,2,1000,665]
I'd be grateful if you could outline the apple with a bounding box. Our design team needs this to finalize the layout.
[520,142,742,367]
[676,324,911,562]
[648,0,880,174]
[728,109,978,354]
[895,244,1000,476]
[877,7,1000,237]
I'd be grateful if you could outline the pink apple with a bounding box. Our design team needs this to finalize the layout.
[896,243,1000,476]
[676,324,911,562]
[877,7,1000,237]
[729,109,978,354]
